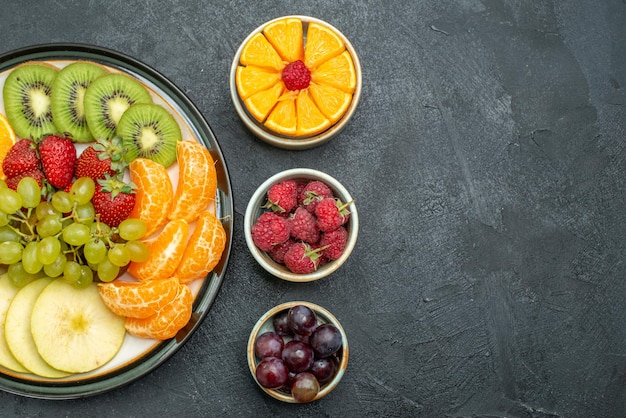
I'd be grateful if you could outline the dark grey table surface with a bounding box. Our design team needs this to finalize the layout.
[1,1,625,417]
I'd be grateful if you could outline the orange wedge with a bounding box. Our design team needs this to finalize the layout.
[125,283,193,340]
[97,277,180,318]
[236,65,282,100]
[304,22,346,69]
[244,80,285,122]
[308,82,352,123]
[0,113,17,180]
[175,211,227,283]
[296,89,331,136]
[128,158,173,237]
[240,32,285,71]
[265,95,297,136]
[311,50,356,93]
[168,140,217,223]
[263,17,304,63]
[127,219,188,281]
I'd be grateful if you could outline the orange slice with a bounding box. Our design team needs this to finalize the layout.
[175,211,227,283]
[128,158,173,237]
[97,277,180,319]
[263,17,304,63]
[304,22,346,69]
[311,50,356,93]
[0,113,17,180]
[169,140,217,223]
[264,95,297,136]
[125,283,193,340]
[244,81,285,122]
[236,65,282,100]
[127,219,188,281]
[240,32,286,71]
[308,82,352,123]
[296,89,331,136]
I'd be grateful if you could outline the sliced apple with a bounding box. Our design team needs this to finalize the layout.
[5,278,69,378]
[0,274,29,373]
[31,280,126,374]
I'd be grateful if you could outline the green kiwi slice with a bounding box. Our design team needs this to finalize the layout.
[51,61,109,142]
[117,103,181,167]
[2,62,59,140]
[83,73,152,140]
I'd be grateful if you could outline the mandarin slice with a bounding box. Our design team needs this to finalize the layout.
[265,96,297,136]
[128,158,173,237]
[263,17,304,63]
[97,277,180,319]
[304,22,346,69]
[240,32,286,72]
[125,283,193,341]
[296,89,331,136]
[311,50,356,93]
[169,140,217,223]
[175,210,227,283]
[236,65,282,101]
[308,82,353,123]
[244,80,285,122]
[127,219,189,281]
[0,113,17,180]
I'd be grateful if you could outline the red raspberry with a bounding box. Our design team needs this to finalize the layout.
[268,238,295,264]
[299,180,333,213]
[284,242,324,274]
[251,212,291,252]
[281,60,311,91]
[319,226,348,260]
[289,207,320,244]
[315,198,351,232]
[264,180,298,213]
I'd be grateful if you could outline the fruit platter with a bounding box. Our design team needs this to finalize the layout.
[0,44,233,399]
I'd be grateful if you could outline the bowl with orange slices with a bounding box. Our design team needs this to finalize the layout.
[230,16,362,150]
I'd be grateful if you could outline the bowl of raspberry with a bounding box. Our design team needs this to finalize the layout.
[244,168,358,282]
[247,301,348,403]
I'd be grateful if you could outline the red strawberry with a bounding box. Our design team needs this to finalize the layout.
[284,242,324,274]
[315,198,351,232]
[39,134,76,189]
[251,211,291,252]
[318,226,348,261]
[92,175,137,227]
[282,60,311,91]
[5,168,45,191]
[299,180,333,213]
[75,137,125,181]
[264,180,298,213]
[289,207,320,244]
[268,238,295,264]
[2,138,39,178]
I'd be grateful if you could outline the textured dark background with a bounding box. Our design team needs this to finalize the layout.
[1,1,625,416]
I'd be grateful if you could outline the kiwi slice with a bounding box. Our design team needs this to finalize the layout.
[51,61,109,142]
[117,103,181,167]
[2,62,58,140]
[83,73,152,140]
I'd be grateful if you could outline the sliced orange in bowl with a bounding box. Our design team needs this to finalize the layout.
[308,82,352,124]
[240,32,286,71]
[296,89,330,136]
[244,81,285,122]
[311,50,356,93]
[304,21,346,70]
[263,17,304,63]
[236,66,282,101]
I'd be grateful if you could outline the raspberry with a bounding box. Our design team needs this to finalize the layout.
[315,198,351,232]
[264,180,298,213]
[299,180,333,213]
[251,212,291,252]
[319,226,348,260]
[269,238,295,264]
[284,242,324,274]
[289,207,320,244]
[281,60,311,91]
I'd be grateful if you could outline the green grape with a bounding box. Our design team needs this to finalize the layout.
[51,191,73,213]
[37,236,62,265]
[36,201,60,220]
[97,258,120,282]
[0,188,22,214]
[43,253,67,278]
[84,238,107,264]
[63,261,82,284]
[90,221,111,238]
[118,218,147,241]
[126,240,149,263]
[0,225,21,242]
[74,203,95,223]
[37,214,63,237]
[7,263,39,287]
[0,212,9,227]
[70,177,96,205]
[75,266,94,288]
[0,179,6,188]
[22,241,43,274]
[62,223,91,246]
[108,243,131,267]
[0,241,24,264]
[16,177,41,209]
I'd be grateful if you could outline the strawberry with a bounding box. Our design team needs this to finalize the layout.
[250,211,291,252]
[318,226,348,261]
[315,198,351,232]
[75,137,125,181]
[39,134,76,189]
[92,175,137,227]
[2,138,39,178]
[299,180,333,213]
[282,60,311,91]
[283,242,324,274]
[289,207,319,244]
[5,168,45,191]
[263,180,298,213]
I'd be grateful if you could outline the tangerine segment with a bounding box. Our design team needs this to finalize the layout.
[308,82,353,124]
[240,32,286,72]
[97,277,180,319]
[175,211,226,283]
[236,65,282,101]
[264,95,297,136]
[311,50,356,93]
[0,113,17,180]
[244,81,285,122]
[127,219,189,281]
[263,17,304,63]
[304,22,346,70]
[169,140,217,223]
[128,158,173,237]
[296,89,331,136]
[125,283,193,341]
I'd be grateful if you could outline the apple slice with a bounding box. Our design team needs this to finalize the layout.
[5,278,69,378]
[31,280,126,374]
[0,274,29,373]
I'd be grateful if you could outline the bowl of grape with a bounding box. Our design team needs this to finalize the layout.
[247,301,348,403]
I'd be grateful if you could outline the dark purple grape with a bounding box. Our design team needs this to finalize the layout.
[292,332,310,345]
[287,305,317,336]
[309,324,342,358]
[310,357,336,383]
[256,357,289,389]
[254,332,284,359]
[272,310,291,336]
[282,340,314,373]
[291,372,320,402]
